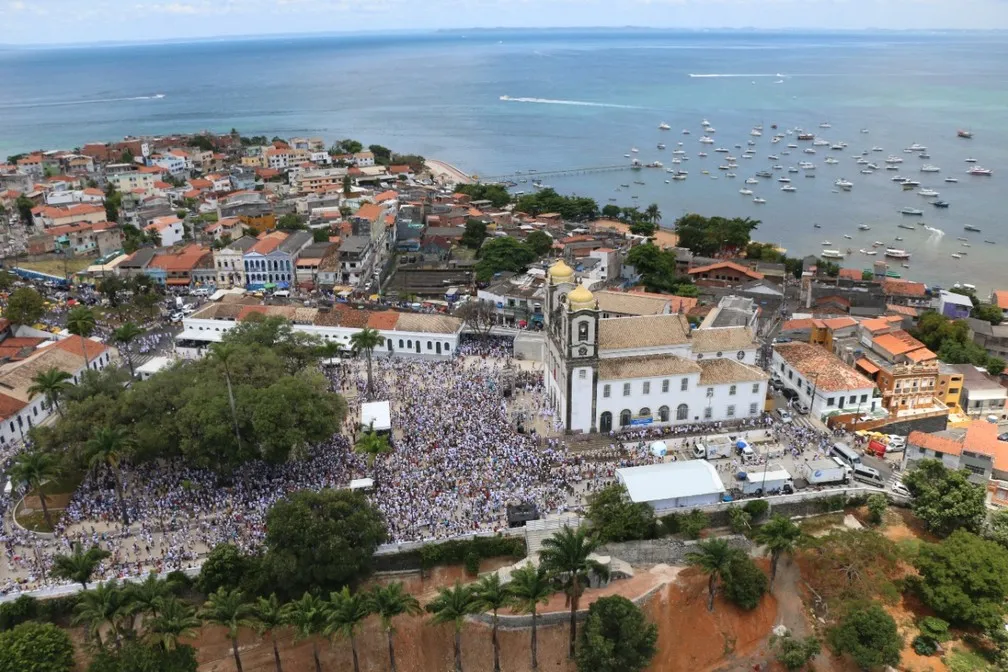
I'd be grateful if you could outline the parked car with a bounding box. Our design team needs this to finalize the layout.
[793,402,810,415]
[781,388,799,402]
[169,312,184,323]
[776,408,793,423]
[886,435,906,452]
[891,481,911,497]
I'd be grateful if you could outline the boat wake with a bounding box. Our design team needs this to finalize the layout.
[0,93,166,110]
[498,95,639,109]
[924,225,945,236]
[688,73,786,78]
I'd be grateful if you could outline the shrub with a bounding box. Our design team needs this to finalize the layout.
[728,506,752,534]
[659,513,680,535]
[773,633,821,671]
[587,484,658,543]
[722,553,768,610]
[464,552,481,576]
[679,509,708,540]
[419,535,526,571]
[819,494,847,513]
[0,595,39,631]
[576,595,657,672]
[911,635,938,656]
[742,500,769,521]
[867,494,888,525]
[918,616,950,642]
[0,621,75,672]
[829,602,902,670]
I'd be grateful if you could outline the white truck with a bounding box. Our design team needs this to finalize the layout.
[692,439,735,460]
[800,457,852,486]
[741,467,794,496]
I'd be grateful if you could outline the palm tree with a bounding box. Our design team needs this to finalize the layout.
[208,342,243,453]
[685,538,740,612]
[326,586,370,672]
[127,572,173,625]
[754,515,802,591]
[27,367,73,417]
[84,427,133,527]
[146,596,200,651]
[113,322,145,378]
[51,543,110,591]
[645,202,662,225]
[66,305,97,369]
[473,573,508,672]
[200,588,255,672]
[367,581,421,672]
[281,592,328,672]
[538,525,607,658]
[253,594,287,672]
[506,564,554,670]
[73,579,126,649]
[354,422,391,469]
[350,327,384,399]
[8,450,61,529]
[426,581,478,672]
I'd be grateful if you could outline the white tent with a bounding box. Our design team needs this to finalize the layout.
[349,478,374,491]
[649,441,668,458]
[360,401,392,433]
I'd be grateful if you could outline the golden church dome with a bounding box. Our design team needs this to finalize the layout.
[548,259,574,282]
[568,284,595,311]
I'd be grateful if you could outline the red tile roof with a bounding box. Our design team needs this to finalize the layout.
[355,202,382,223]
[52,334,108,362]
[881,278,926,297]
[687,261,764,280]
[0,392,27,420]
[908,430,964,457]
[993,290,1008,311]
[249,232,285,255]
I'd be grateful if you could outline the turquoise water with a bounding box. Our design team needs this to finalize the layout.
[1,30,1005,290]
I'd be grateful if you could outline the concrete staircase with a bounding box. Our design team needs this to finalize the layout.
[525,513,583,557]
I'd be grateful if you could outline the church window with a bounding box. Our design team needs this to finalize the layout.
[659,405,670,422]
[623,383,631,396]
[619,409,631,427]
[676,404,689,420]
[603,384,611,398]
[578,321,589,342]
[642,381,650,394]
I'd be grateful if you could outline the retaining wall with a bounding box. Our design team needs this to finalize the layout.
[597,535,752,566]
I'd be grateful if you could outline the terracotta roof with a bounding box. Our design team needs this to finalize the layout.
[249,233,285,255]
[860,316,897,334]
[366,311,400,331]
[623,289,697,314]
[963,422,1008,471]
[838,268,864,281]
[149,244,210,272]
[687,261,764,281]
[392,313,463,335]
[698,358,767,385]
[690,327,755,354]
[993,290,1008,311]
[374,190,397,203]
[355,202,383,223]
[881,278,926,297]
[822,316,858,330]
[774,342,873,392]
[781,318,817,332]
[0,392,27,420]
[593,290,671,317]
[598,314,691,351]
[598,356,700,381]
[886,304,919,317]
[873,330,926,357]
[855,357,880,375]
[908,430,964,457]
[51,335,108,363]
[905,347,937,363]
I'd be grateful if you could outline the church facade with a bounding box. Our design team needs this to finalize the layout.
[543,260,769,434]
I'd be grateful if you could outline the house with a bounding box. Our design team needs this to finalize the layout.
[243,230,312,289]
[936,362,965,411]
[687,261,765,287]
[337,236,375,288]
[116,248,157,279]
[152,152,189,177]
[294,242,338,288]
[881,278,930,309]
[214,236,256,288]
[967,318,1008,362]
[110,171,155,195]
[937,290,973,320]
[148,244,212,288]
[204,216,245,242]
[772,342,877,419]
[954,364,1007,420]
[353,151,375,167]
[48,221,122,257]
[904,423,1008,496]
[33,203,106,229]
[991,290,1008,319]
[145,215,185,247]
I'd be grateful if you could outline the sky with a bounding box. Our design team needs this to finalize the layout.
[2,0,1007,45]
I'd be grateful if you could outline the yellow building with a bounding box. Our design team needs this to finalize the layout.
[937,362,965,410]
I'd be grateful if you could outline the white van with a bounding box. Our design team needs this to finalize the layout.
[852,464,883,486]
[830,442,862,468]
[273,290,290,299]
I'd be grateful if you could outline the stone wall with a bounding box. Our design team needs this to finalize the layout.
[596,535,752,566]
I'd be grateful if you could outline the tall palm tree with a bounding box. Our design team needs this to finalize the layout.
[146,596,200,651]
[367,581,421,672]
[28,367,73,418]
[354,422,391,469]
[645,202,662,225]
[51,542,110,591]
[127,572,173,624]
[326,586,371,672]
[754,515,802,591]
[538,525,607,658]
[253,594,287,672]
[350,327,384,399]
[8,450,61,529]
[685,538,740,612]
[113,322,145,378]
[281,592,328,672]
[84,427,133,527]
[506,564,555,670]
[66,305,97,369]
[426,581,478,672]
[208,342,243,453]
[73,579,126,650]
[200,587,255,672]
[473,573,508,672]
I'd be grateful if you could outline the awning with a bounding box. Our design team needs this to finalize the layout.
[855,357,879,375]
[177,329,224,343]
[166,278,190,286]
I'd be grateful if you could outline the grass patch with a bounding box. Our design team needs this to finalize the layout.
[944,648,993,671]
[16,509,60,533]
[798,512,845,536]
[19,256,96,278]
[37,471,85,497]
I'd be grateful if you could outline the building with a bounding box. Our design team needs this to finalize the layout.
[476,274,547,327]
[243,231,312,289]
[295,242,339,289]
[954,364,1007,420]
[289,167,349,195]
[616,461,726,512]
[772,342,877,419]
[213,236,256,288]
[904,422,1008,488]
[936,362,965,410]
[592,289,697,319]
[543,260,767,433]
[48,221,121,257]
[687,261,765,286]
[990,290,1008,319]
[337,236,375,288]
[700,295,760,331]
[966,318,1008,362]
[33,203,106,229]
[110,171,155,195]
[148,244,212,288]
[937,290,973,319]
[881,278,930,309]
[145,215,185,247]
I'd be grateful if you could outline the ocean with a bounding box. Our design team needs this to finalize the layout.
[1,29,1006,291]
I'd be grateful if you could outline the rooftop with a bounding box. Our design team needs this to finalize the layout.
[687,260,764,281]
[339,236,371,254]
[598,356,700,381]
[993,290,1008,311]
[617,460,725,504]
[690,326,755,354]
[697,358,767,385]
[593,290,670,316]
[939,290,974,308]
[598,314,690,351]
[953,364,1007,394]
[774,342,874,392]
[881,278,926,297]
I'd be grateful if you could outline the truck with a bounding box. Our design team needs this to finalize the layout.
[740,467,794,496]
[799,458,852,486]
[692,439,735,460]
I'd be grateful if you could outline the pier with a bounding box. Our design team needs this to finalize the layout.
[478,164,634,183]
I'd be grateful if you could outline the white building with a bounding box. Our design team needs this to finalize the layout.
[145,215,185,247]
[617,460,726,512]
[772,342,878,419]
[543,260,767,433]
[110,171,155,195]
[152,155,189,177]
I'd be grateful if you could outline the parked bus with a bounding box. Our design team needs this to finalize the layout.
[829,442,862,468]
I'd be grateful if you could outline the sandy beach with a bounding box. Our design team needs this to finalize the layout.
[426,159,474,186]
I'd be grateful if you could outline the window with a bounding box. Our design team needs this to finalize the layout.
[849,395,856,404]
[860,394,868,403]
[749,402,759,415]
[399,339,404,348]
[827,397,835,407]
[779,363,785,372]
[965,464,986,476]
[619,409,632,427]
[659,406,670,422]
[639,407,651,418]
[704,407,712,419]
[603,384,611,398]
[727,405,736,418]
[706,387,714,398]
[623,383,631,397]
[788,370,793,380]
[752,383,760,394]
[643,382,650,394]
[445,343,450,351]
[579,370,587,380]
[407,340,412,348]
[578,322,589,342]
[681,377,689,391]
[729,384,737,396]
[676,404,688,421]
[599,412,612,432]
[662,379,670,393]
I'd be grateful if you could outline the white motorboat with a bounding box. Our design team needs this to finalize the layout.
[631,147,639,153]
[884,248,911,259]
[787,143,798,149]
[803,148,817,154]
[844,234,852,239]
[908,143,927,152]
[834,178,854,190]
[672,149,686,155]
[968,167,993,176]
[856,158,869,165]
[965,157,977,163]
[951,253,962,260]
[860,249,878,255]
[871,146,884,152]
[739,188,753,195]
[781,185,797,192]
[778,176,791,183]
[750,128,762,137]
[682,129,691,135]
[657,143,666,150]
[745,177,759,184]
[821,249,844,259]
[768,154,779,160]
[799,161,815,169]
[858,224,871,230]
[918,188,939,197]
[659,122,671,130]
[860,169,874,175]
[831,144,845,151]
[788,167,799,173]
[819,122,831,128]
[945,177,959,183]
[920,164,940,173]
[900,207,924,216]
[698,152,707,157]
[715,147,729,153]
[821,240,833,245]
[885,155,904,164]
[753,197,766,204]
[825,157,839,164]
[814,139,830,147]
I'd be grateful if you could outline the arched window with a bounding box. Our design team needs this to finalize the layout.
[387,340,393,352]
[676,403,689,421]
[407,340,412,349]
[578,322,589,342]
[659,405,670,422]
[639,407,651,418]
[399,339,404,348]
[599,411,612,432]
[619,409,632,427]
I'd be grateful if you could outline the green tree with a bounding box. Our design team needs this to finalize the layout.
[8,450,60,529]
[0,620,75,672]
[15,194,35,225]
[866,493,888,525]
[524,230,554,257]
[986,508,1008,549]
[474,236,537,282]
[829,602,902,670]
[276,213,306,230]
[473,573,509,672]
[902,459,986,536]
[264,489,387,600]
[426,581,478,672]
[644,202,662,225]
[113,322,145,378]
[368,582,421,672]
[98,275,127,307]
[625,243,678,293]
[4,287,45,326]
[281,592,327,672]
[85,427,134,526]
[601,204,621,219]
[506,564,554,670]
[51,543,110,591]
[28,367,74,418]
[336,139,364,155]
[971,302,1004,325]
[355,423,391,470]
[538,525,607,658]
[342,174,353,196]
[312,227,331,243]
[586,483,657,543]
[575,595,657,672]
[862,269,874,281]
[128,572,175,624]
[513,188,598,222]
[754,515,802,591]
[350,328,384,400]
[722,553,768,610]
[208,342,244,456]
[252,593,286,672]
[685,538,739,612]
[915,530,1008,630]
[986,357,1006,377]
[200,588,255,672]
[0,271,15,290]
[325,587,369,672]
[368,144,392,164]
[727,506,752,534]
[454,183,512,209]
[197,544,251,595]
[86,640,198,672]
[772,633,821,671]
[674,213,760,256]
[146,596,200,651]
[66,305,97,368]
[73,579,128,649]
[460,218,487,249]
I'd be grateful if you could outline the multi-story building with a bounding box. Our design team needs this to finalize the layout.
[145,215,185,247]
[48,221,121,257]
[881,278,930,309]
[966,318,1008,362]
[337,236,375,288]
[152,152,189,177]
[936,362,965,410]
[110,171,155,195]
[954,364,1007,420]
[214,236,256,288]
[33,203,106,229]
[772,342,878,419]
[148,244,212,289]
[289,167,349,195]
[243,231,312,288]
[937,290,973,319]
[990,289,1008,320]
[903,422,1004,486]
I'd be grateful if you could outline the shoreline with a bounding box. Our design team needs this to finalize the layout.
[426,159,474,186]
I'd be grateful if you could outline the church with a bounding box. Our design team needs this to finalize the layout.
[543,260,769,434]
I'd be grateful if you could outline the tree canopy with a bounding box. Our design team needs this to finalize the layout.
[912,311,998,370]
[828,602,902,670]
[475,236,538,282]
[4,287,45,326]
[461,218,488,250]
[455,183,511,209]
[586,483,657,543]
[513,188,599,222]
[0,621,75,672]
[575,595,658,672]
[972,302,1004,326]
[625,243,692,294]
[674,213,760,256]
[902,459,986,537]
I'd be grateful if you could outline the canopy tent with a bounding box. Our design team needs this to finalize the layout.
[349,478,374,491]
[360,401,392,433]
[649,441,668,458]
